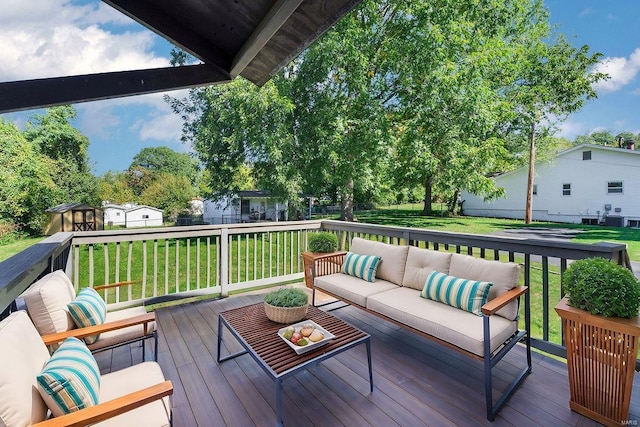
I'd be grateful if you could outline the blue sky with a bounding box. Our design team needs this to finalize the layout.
[1,0,639,175]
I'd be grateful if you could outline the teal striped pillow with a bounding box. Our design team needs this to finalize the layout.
[36,337,101,416]
[420,271,492,316]
[68,287,107,345]
[342,252,381,282]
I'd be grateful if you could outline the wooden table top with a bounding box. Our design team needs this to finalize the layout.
[219,303,369,376]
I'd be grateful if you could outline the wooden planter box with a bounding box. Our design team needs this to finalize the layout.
[301,251,346,289]
[555,297,640,426]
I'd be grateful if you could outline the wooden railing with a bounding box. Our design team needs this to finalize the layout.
[0,219,631,361]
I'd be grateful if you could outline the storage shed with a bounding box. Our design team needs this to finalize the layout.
[43,202,104,235]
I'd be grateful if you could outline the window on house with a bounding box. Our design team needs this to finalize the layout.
[628,220,640,228]
[241,199,250,215]
[142,214,149,219]
[607,181,623,194]
[582,151,592,160]
[116,212,120,216]
[532,184,538,196]
[562,183,571,196]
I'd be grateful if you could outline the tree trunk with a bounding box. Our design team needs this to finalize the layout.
[525,121,536,224]
[448,190,459,214]
[340,178,354,221]
[422,175,433,214]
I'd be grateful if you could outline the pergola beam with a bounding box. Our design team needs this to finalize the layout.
[230,0,304,78]
[0,64,230,114]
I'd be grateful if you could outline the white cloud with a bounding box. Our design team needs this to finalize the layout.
[593,48,640,93]
[556,120,587,139]
[0,0,169,82]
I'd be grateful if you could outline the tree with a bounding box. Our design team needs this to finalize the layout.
[140,173,194,221]
[97,171,136,205]
[130,146,201,187]
[23,106,100,207]
[0,120,59,235]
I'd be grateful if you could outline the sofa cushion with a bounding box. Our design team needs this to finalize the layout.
[315,273,398,306]
[88,306,156,352]
[402,246,453,290]
[342,252,381,282]
[420,271,492,316]
[68,287,108,345]
[23,270,76,336]
[366,287,518,356]
[350,237,409,285]
[0,311,51,426]
[36,337,101,417]
[448,254,520,320]
[96,361,171,427]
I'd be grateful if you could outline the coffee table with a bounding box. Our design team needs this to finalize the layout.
[217,302,373,426]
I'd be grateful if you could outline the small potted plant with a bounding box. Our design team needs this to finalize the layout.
[307,231,338,253]
[263,287,309,323]
[555,257,640,425]
[302,231,343,289]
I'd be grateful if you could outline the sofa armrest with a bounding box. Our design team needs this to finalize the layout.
[302,251,347,287]
[93,281,136,291]
[481,286,528,316]
[41,312,155,346]
[32,380,173,427]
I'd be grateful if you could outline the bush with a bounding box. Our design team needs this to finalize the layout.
[563,257,640,318]
[263,287,308,307]
[308,231,338,253]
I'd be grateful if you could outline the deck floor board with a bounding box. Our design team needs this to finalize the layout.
[96,294,640,426]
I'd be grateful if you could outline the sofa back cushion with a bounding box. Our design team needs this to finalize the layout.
[448,254,520,320]
[0,311,50,426]
[350,237,409,285]
[402,246,453,290]
[23,270,77,336]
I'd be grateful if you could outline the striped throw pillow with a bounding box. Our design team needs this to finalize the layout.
[36,337,101,416]
[420,271,492,316]
[68,287,107,344]
[342,252,381,282]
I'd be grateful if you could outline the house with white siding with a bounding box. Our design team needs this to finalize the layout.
[103,203,164,228]
[461,144,640,226]
[203,191,288,224]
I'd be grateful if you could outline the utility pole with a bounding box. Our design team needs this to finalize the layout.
[525,121,535,224]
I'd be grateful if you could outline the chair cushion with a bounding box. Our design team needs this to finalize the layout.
[36,337,101,417]
[402,246,453,290]
[341,252,381,282]
[366,287,518,357]
[315,273,398,307]
[350,237,409,285]
[88,306,156,352]
[448,254,521,320]
[0,311,51,426]
[420,271,492,316]
[96,362,171,427]
[68,287,107,345]
[23,270,76,335]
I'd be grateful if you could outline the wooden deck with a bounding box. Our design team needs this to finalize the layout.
[97,294,640,426]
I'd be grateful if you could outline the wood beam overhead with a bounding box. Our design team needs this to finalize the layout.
[0,65,230,114]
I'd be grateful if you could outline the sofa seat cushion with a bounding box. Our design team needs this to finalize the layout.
[350,237,409,285]
[449,254,521,320]
[87,306,155,352]
[366,287,518,357]
[96,361,171,427]
[315,273,398,306]
[0,311,51,426]
[23,270,76,336]
[402,246,453,290]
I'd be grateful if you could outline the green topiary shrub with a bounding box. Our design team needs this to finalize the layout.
[563,257,640,318]
[263,287,308,307]
[308,231,338,253]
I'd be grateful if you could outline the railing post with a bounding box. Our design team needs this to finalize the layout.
[220,228,229,297]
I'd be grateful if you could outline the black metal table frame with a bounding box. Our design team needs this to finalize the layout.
[217,313,373,427]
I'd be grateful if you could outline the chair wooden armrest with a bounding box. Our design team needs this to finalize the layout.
[41,312,155,346]
[32,380,173,427]
[93,281,136,291]
[302,251,347,283]
[481,286,528,316]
